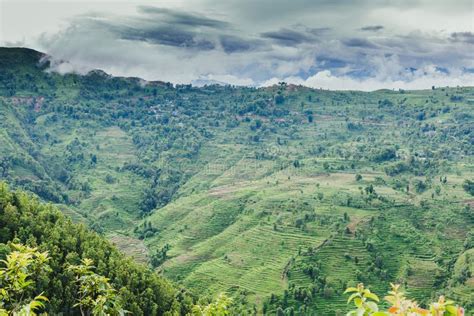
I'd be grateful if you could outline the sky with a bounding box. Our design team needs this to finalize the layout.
[1,0,473,90]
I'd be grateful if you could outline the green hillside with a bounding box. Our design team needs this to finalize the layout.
[0,182,196,315]
[0,47,472,314]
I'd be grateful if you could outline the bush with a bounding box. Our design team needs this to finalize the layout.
[0,243,49,315]
[345,283,464,316]
[462,180,474,196]
[370,147,397,163]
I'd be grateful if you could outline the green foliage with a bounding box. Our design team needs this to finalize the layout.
[190,293,232,316]
[68,258,125,316]
[462,180,474,196]
[345,283,380,315]
[150,244,170,268]
[0,243,49,315]
[345,283,465,316]
[369,147,397,163]
[0,183,195,315]
[0,244,128,316]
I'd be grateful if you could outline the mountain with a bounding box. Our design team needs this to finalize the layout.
[0,47,473,314]
[0,182,195,315]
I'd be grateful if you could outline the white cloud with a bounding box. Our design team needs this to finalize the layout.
[262,67,474,91]
[193,74,254,86]
[2,0,473,90]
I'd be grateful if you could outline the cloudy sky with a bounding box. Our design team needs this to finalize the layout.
[1,0,473,90]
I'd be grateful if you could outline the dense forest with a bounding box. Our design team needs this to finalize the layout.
[0,182,197,315]
[0,47,472,315]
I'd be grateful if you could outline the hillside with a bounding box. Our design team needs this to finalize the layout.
[0,182,196,315]
[0,47,473,314]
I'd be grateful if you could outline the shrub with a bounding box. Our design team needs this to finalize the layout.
[0,243,126,316]
[0,243,49,315]
[68,258,125,316]
[462,180,474,196]
[191,293,232,316]
[345,283,464,316]
[370,147,397,163]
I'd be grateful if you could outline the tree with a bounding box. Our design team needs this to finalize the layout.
[150,244,171,268]
[317,192,324,201]
[355,174,363,182]
[293,160,301,168]
[365,185,375,195]
[370,147,396,163]
[0,183,194,315]
[191,293,232,316]
[275,94,285,105]
[344,212,350,221]
[345,283,464,316]
[0,157,10,177]
[414,180,427,194]
[0,243,49,316]
[68,258,126,316]
[323,286,334,298]
[276,306,285,316]
[105,174,116,184]
[462,180,474,196]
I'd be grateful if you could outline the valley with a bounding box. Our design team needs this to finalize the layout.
[0,47,473,314]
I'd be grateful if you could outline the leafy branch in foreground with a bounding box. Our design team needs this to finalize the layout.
[0,243,50,316]
[345,283,465,316]
[0,242,127,316]
[190,293,232,316]
[67,258,127,316]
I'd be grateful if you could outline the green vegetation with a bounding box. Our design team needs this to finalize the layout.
[0,243,125,316]
[67,258,126,316]
[0,243,49,315]
[0,47,473,314]
[191,294,233,316]
[0,182,196,315]
[344,283,464,316]
[462,180,474,196]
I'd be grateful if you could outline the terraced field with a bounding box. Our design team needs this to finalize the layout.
[144,150,473,313]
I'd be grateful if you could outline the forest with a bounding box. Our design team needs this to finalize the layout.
[0,47,472,315]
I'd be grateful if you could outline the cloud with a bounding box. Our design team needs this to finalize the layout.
[262,67,474,91]
[450,32,474,44]
[67,11,222,51]
[137,6,230,29]
[192,73,255,86]
[119,25,216,49]
[18,1,473,90]
[360,25,384,32]
[343,38,378,49]
[317,57,347,69]
[261,28,316,46]
[219,35,265,53]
